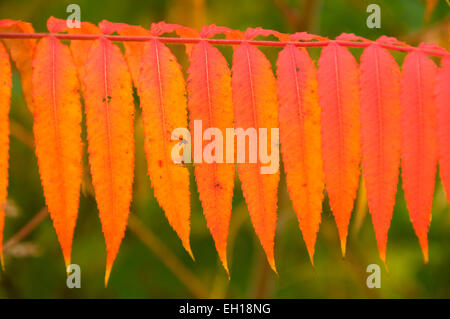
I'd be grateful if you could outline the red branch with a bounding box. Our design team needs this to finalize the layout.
[0,32,448,57]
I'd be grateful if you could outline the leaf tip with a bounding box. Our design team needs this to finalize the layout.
[223,262,230,279]
[268,255,277,274]
[340,236,347,258]
[377,245,389,271]
[64,256,71,273]
[419,236,429,264]
[382,260,389,273]
[62,246,72,271]
[219,252,229,277]
[184,242,195,261]
[104,264,112,288]
[306,245,316,267]
[379,248,386,265]
[105,252,117,287]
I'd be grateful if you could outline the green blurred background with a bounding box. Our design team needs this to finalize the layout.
[0,0,449,298]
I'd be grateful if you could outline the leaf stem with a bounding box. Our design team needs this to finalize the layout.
[0,32,447,57]
[127,214,209,298]
[3,207,48,251]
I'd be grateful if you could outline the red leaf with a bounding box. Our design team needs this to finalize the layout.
[401,50,438,263]
[276,44,324,264]
[317,43,361,256]
[187,39,234,274]
[360,44,401,263]
[231,38,280,272]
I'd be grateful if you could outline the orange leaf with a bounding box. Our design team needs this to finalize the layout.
[187,38,234,274]
[231,30,280,272]
[360,44,401,263]
[47,17,100,86]
[0,42,12,270]
[32,36,83,268]
[276,44,324,264]
[138,39,192,258]
[150,21,200,56]
[98,20,150,86]
[82,37,135,285]
[401,50,438,263]
[317,42,361,256]
[0,19,35,112]
[437,56,450,202]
